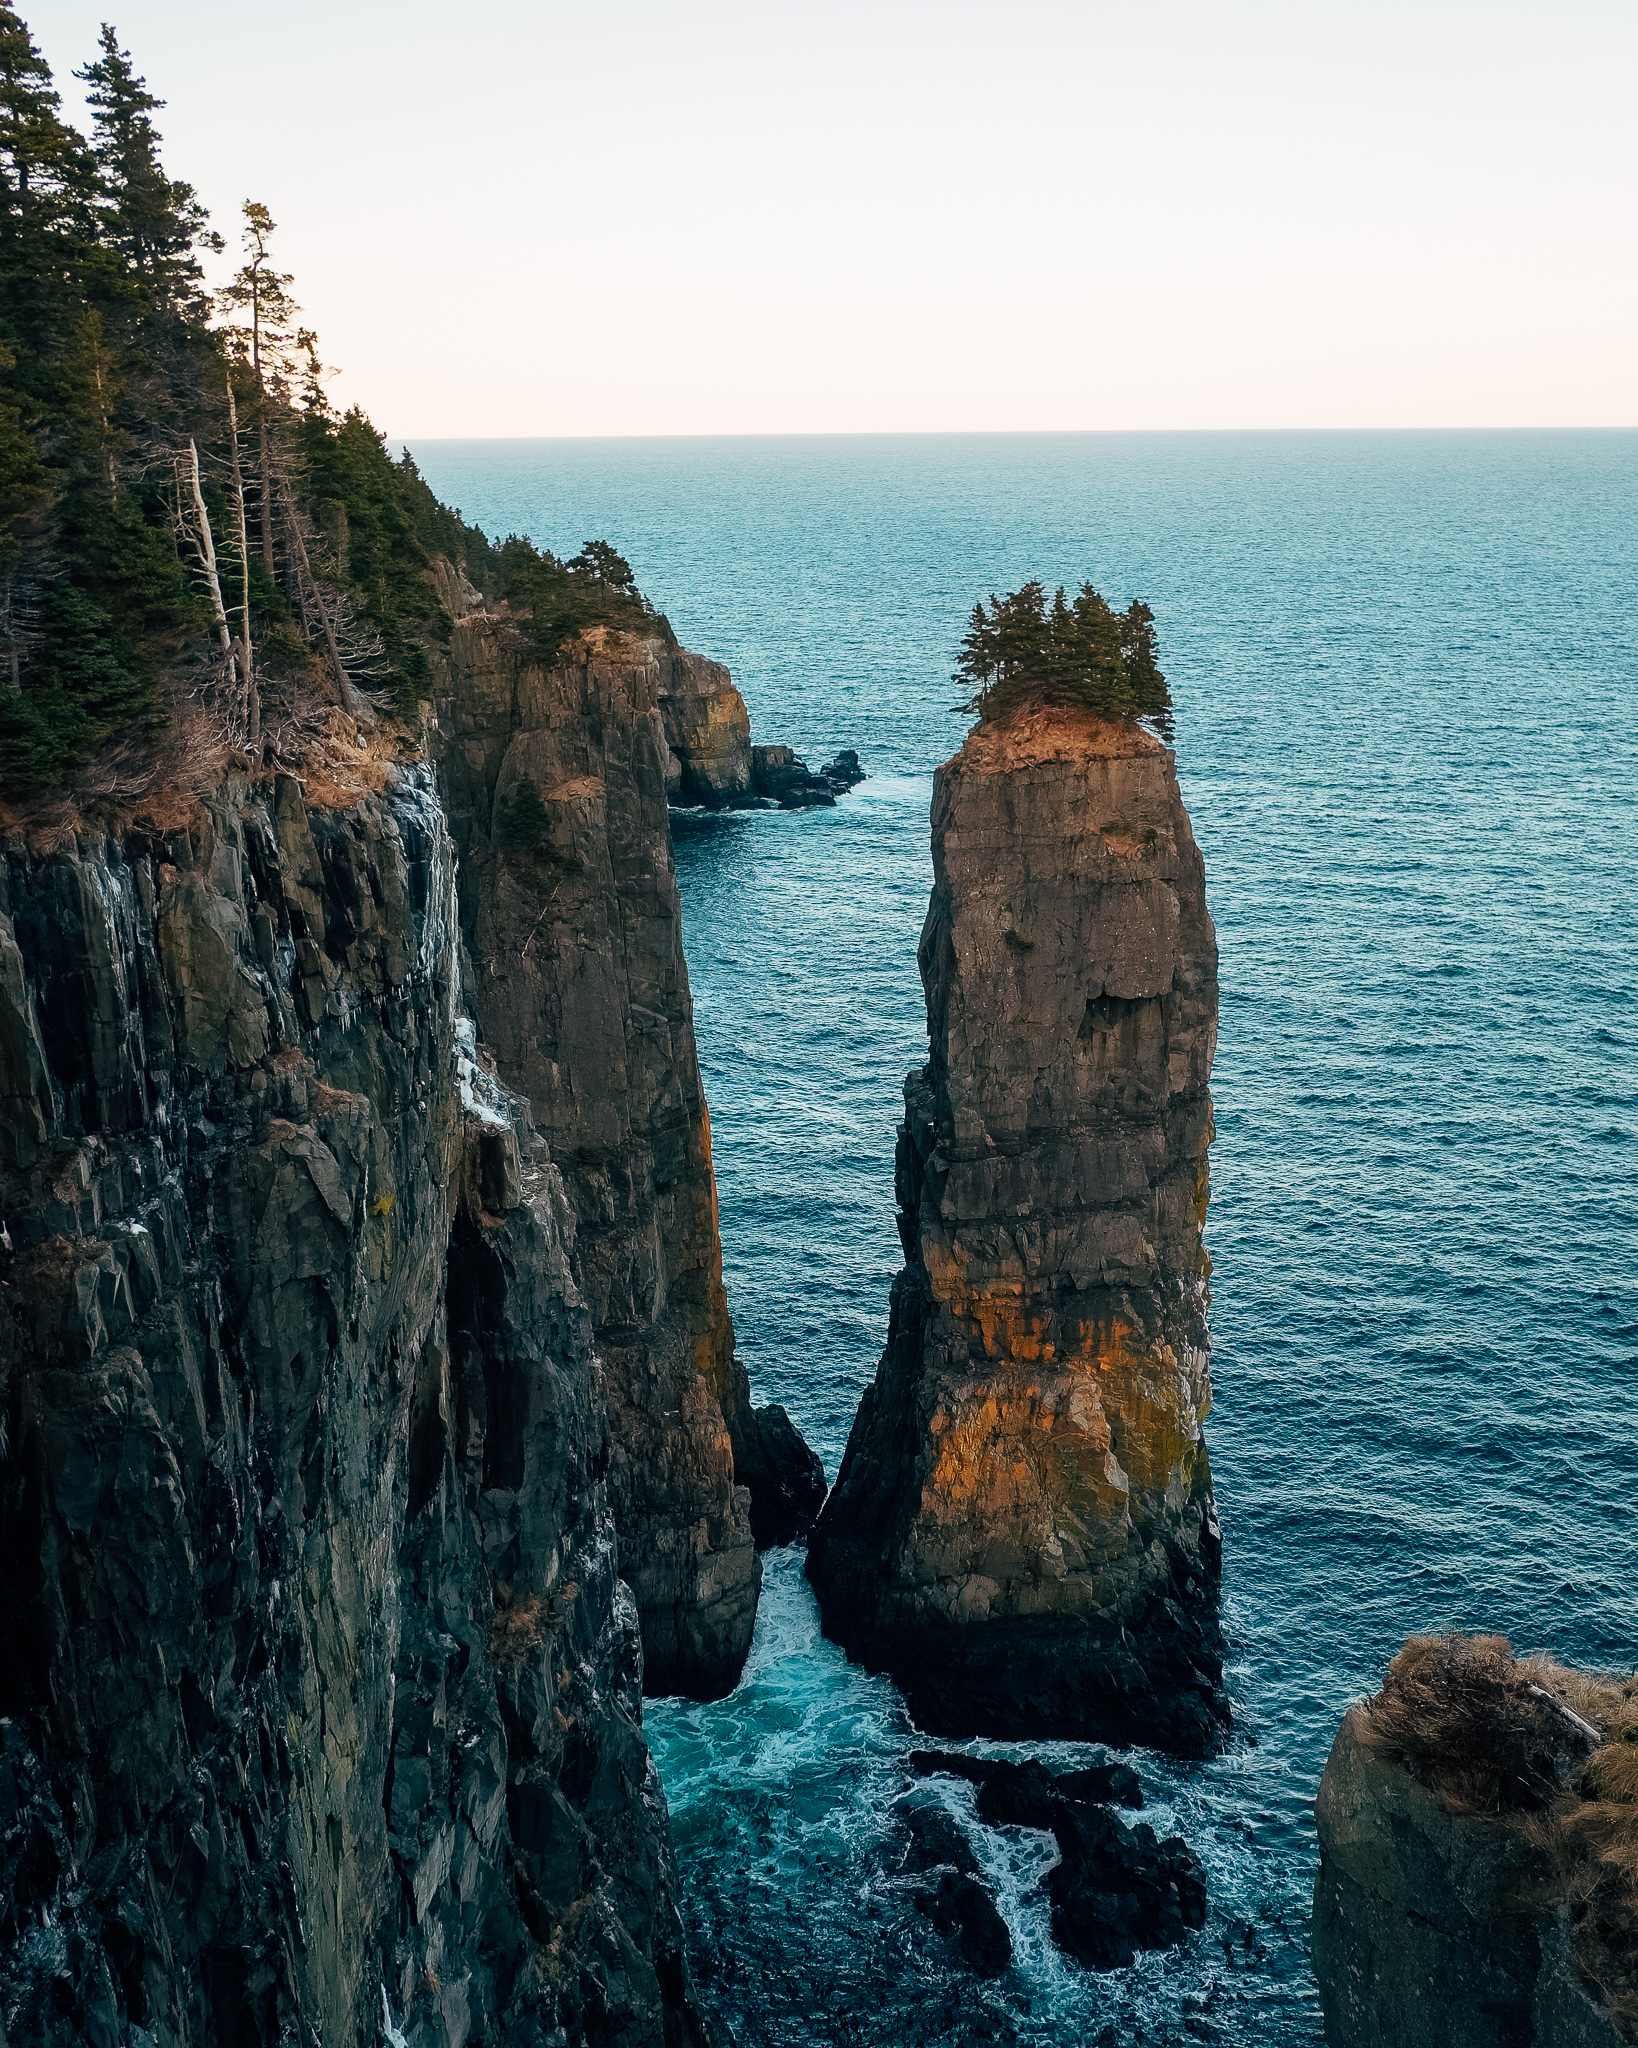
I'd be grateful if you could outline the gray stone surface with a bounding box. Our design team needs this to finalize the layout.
[430,602,815,1696]
[0,771,706,2046]
[809,707,1227,1752]
[1312,1708,1623,2047]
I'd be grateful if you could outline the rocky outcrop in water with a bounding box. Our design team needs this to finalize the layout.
[1314,1697,1625,2047]
[430,602,819,1695]
[899,1808,1011,1977]
[641,640,865,816]
[0,773,705,2044]
[908,1750,1144,1814]
[808,706,1226,1753]
[657,653,754,808]
[907,1752,1201,1971]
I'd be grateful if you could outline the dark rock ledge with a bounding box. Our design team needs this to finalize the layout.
[909,1751,1207,1972]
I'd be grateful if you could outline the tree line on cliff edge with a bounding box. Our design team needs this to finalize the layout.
[955,579,1173,739]
[0,3,668,798]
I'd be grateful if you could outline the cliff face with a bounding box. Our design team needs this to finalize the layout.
[655,653,753,808]
[1313,1710,1623,2048]
[808,707,1227,1753]
[0,775,705,2047]
[430,604,805,1698]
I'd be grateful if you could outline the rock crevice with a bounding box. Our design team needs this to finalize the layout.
[0,770,707,2046]
[430,604,820,1695]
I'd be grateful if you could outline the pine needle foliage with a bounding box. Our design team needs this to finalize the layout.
[954,579,1172,738]
[0,4,669,791]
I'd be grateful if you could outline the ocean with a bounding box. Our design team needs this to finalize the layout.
[406,431,1638,2045]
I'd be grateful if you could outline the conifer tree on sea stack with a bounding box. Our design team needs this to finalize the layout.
[954,575,1174,738]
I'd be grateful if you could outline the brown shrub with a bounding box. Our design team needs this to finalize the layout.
[1362,1634,1638,2036]
[1357,1633,1593,1813]
[489,1595,549,1674]
[488,1580,579,1675]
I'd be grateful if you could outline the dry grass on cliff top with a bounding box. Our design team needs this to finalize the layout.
[1362,1632,1638,2033]
[0,685,420,848]
[957,702,1167,773]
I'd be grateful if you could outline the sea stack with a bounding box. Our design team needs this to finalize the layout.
[808,706,1228,1752]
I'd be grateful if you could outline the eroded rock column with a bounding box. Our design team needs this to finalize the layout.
[809,707,1228,1753]
[433,610,767,1696]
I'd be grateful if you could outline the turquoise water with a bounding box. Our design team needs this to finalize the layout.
[408,433,1638,2044]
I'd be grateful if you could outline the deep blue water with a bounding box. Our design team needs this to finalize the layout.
[407,432,1638,2045]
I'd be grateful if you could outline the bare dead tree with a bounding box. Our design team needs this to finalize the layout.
[274,472,379,724]
[223,378,258,743]
[178,439,233,670]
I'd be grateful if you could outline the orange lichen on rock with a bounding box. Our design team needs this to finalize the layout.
[810,704,1226,1752]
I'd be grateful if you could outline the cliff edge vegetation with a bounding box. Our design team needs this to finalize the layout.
[0,4,665,806]
[953,577,1172,735]
[1314,1633,1638,2046]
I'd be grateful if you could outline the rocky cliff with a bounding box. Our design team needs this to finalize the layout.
[0,771,706,2047]
[655,653,753,809]
[429,600,820,1698]
[1314,1710,1623,2047]
[1312,1637,1635,2048]
[808,706,1227,1752]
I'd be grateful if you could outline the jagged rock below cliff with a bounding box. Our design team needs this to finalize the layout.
[808,706,1226,1753]
[898,1806,1011,1977]
[906,1752,1202,1970]
[0,774,706,2046]
[430,601,820,1696]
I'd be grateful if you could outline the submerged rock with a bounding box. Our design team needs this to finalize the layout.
[899,1803,1013,1978]
[904,1749,1199,1973]
[809,706,1227,1752]
[908,1750,1145,1814]
[1047,1800,1208,1970]
[915,1873,1013,1978]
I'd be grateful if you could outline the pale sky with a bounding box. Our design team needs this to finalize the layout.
[24,0,1638,437]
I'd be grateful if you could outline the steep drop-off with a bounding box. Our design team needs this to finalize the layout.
[1314,1710,1623,2047]
[809,707,1227,1752]
[429,595,820,1697]
[0,772,705,2047]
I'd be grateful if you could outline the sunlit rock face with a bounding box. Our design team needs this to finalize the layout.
[656,649,754,807]
[809,706,1228,1755]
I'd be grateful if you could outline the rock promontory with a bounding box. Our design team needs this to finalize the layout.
[808,706,1227,1752]
[431,602,822,1694]
[1313,1635,1634,2048]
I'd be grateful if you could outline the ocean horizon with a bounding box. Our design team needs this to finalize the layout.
[410,426,1638,2044]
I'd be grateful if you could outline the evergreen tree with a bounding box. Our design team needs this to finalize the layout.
[219,201,299,577]
[954,575,1174,737]
[0,7,671,794]
[75,24,218,310]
